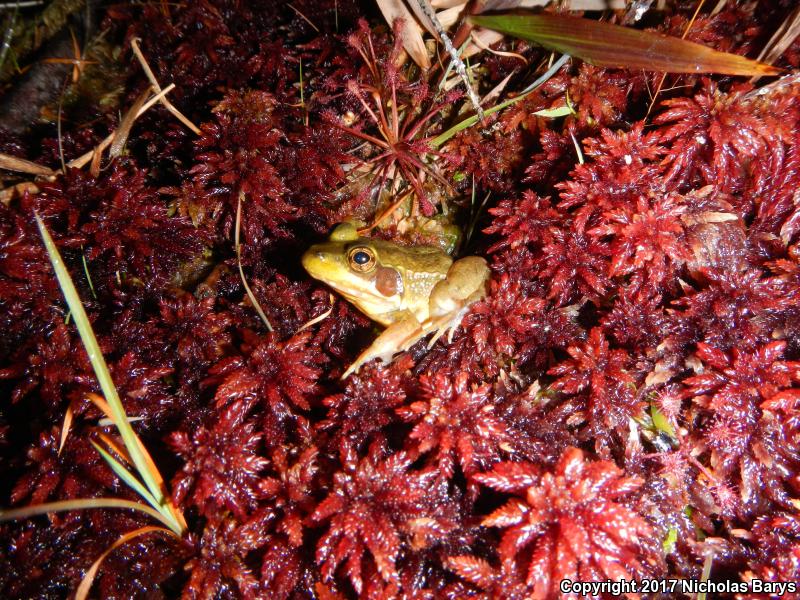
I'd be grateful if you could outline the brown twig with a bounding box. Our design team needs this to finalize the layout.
[68,84,176,169]
[109,86,153,159]
[0,153,55,176]
[130,38,200,134]
[751,6,800,84]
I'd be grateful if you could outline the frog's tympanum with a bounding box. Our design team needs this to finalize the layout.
[302,223,489,377]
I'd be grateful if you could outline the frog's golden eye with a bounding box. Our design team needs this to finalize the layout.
[348,246,376,272]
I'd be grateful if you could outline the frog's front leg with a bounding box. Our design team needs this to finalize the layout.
[341,314,424,379]
[424,256,490,346]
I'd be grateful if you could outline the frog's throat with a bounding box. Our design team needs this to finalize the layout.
[337,286,403,320]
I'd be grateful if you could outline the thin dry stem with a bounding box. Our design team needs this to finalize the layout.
[297,294,335,332]
[131,38,201,134]
[235,191,274,332]
[287,3,320,32]
[76,526,176,600]
[469,30,527,64]
[414,0,484,120]
[109,86,153,159]
[68,84,176,169]
[0,153,55,176]
[645,0,707,120]
[751,6,800,84]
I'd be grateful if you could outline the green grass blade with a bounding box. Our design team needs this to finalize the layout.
[34,213,165,506]
[90,441,181,534]
[90,441,162,515]
[469,13,781,76]
[81,250,96,299]
[0,498,174,529]
[431,53,570,148]
[432,93,522,147]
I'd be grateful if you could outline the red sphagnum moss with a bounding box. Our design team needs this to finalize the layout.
[1,1,800,598]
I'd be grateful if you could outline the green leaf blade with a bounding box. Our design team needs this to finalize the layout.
[90,441,162,516]
[34,213,165,507]
[469,14,780,76]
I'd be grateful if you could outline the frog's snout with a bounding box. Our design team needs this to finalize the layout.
[301,247,327,278]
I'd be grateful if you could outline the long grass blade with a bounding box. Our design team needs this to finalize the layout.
[34,214,167,508]
[469,13,780,76]
[96,431,133,465]
[93,429,176,529]
[432,94,517,146]
[0,498,174,529]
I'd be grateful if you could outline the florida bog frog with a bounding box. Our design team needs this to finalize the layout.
[302,223,489,377]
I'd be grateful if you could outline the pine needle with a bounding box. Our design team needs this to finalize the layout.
[58,404,74,455]
[751,6,800,84]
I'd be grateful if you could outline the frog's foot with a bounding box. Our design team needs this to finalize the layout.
[422,305,472,350]
[341,316,425,379]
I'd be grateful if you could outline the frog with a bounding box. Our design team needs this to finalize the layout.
[302,222,490,378]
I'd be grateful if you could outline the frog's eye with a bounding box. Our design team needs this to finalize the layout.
[348,247,376,272]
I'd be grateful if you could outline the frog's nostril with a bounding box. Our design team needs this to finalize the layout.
[316,252,325,261]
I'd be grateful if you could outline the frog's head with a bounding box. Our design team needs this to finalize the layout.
[302,223,405,324]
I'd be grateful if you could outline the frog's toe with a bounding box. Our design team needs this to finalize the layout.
[426,327,446,350]
[341,358,363,379]
[446,321,460,344]
[423,307,470,349]
[341,344,393,379]
[341,317,423,379]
